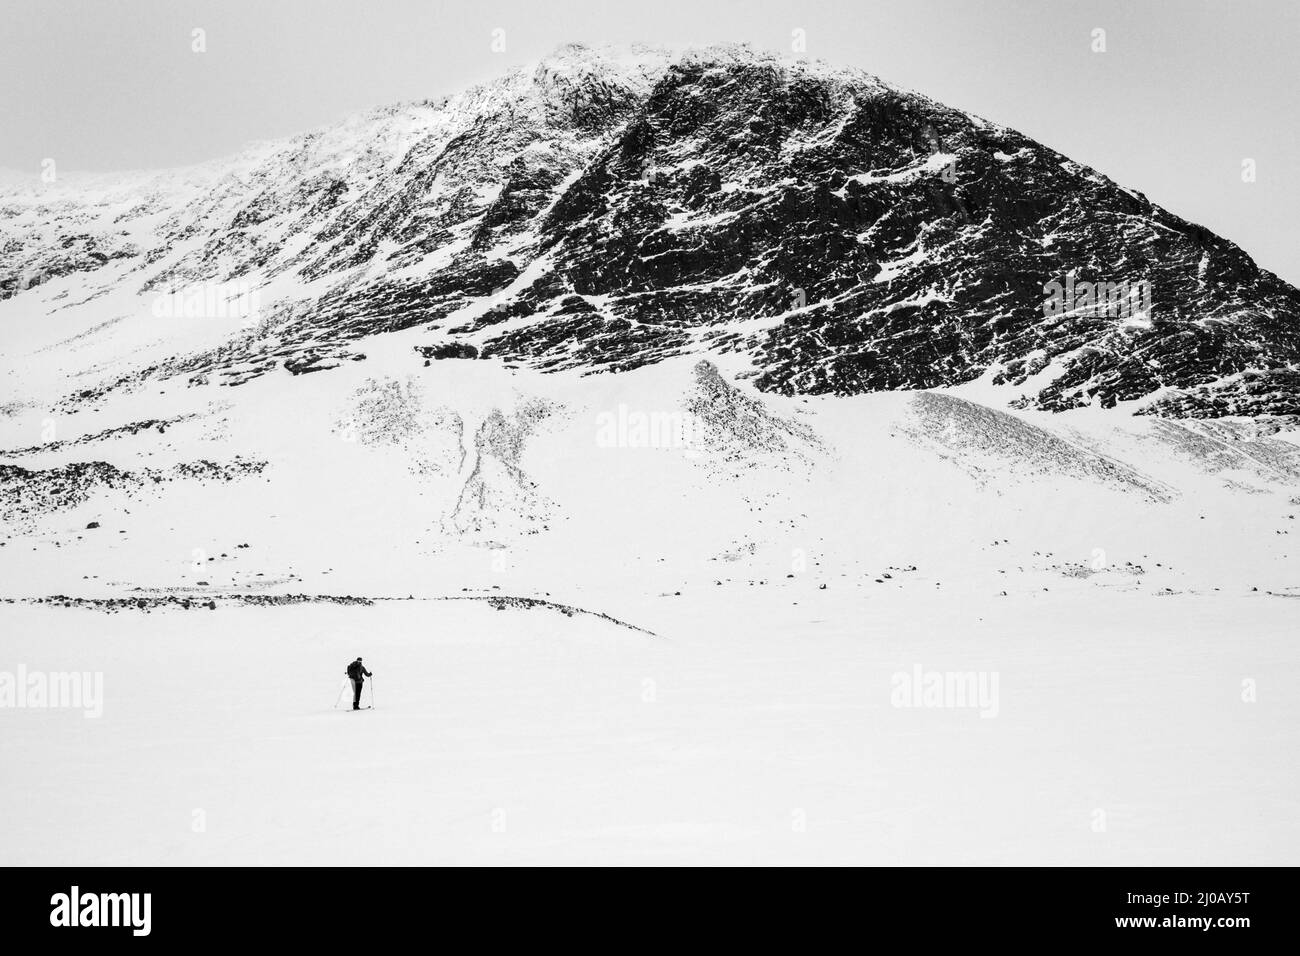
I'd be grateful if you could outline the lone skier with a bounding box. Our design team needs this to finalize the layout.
[345,657,372,710]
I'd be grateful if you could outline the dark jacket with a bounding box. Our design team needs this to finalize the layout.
[346,660,372,682]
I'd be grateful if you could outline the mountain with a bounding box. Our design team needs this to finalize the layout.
[3,43,1300,868]
[3,42,1300,585]
[3,42,1297,420]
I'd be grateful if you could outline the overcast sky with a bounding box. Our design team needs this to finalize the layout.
[2,0,1296,284]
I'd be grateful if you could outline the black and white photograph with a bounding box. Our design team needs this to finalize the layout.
[0,0,1294,930]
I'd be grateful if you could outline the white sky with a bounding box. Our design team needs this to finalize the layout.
[1,0,1296,284]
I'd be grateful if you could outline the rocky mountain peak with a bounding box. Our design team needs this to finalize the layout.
[2,44,1297,421]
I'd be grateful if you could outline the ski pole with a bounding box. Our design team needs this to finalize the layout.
[370,676,376,709]
[333,678,347,709]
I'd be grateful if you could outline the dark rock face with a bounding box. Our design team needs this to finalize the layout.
[6,45,1298,419]
[468,55,1298,416]
[416,343,479,361]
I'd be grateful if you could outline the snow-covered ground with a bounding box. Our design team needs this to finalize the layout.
[2,587,1295,865]
[2,203,1298,864]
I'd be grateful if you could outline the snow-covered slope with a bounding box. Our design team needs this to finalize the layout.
[1,43,1297,867]
[2,350,1298,866]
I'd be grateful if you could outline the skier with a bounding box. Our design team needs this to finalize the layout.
[345,657,372,710]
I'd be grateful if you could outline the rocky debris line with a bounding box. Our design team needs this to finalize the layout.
[14,593,374,612]
[0,457,267,524]
[169,458,267,481]
[10,590,653,633]
[0,415,198,457]
[903,392,1173,500]
[437,593,656,635]
[0,461,135,518]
